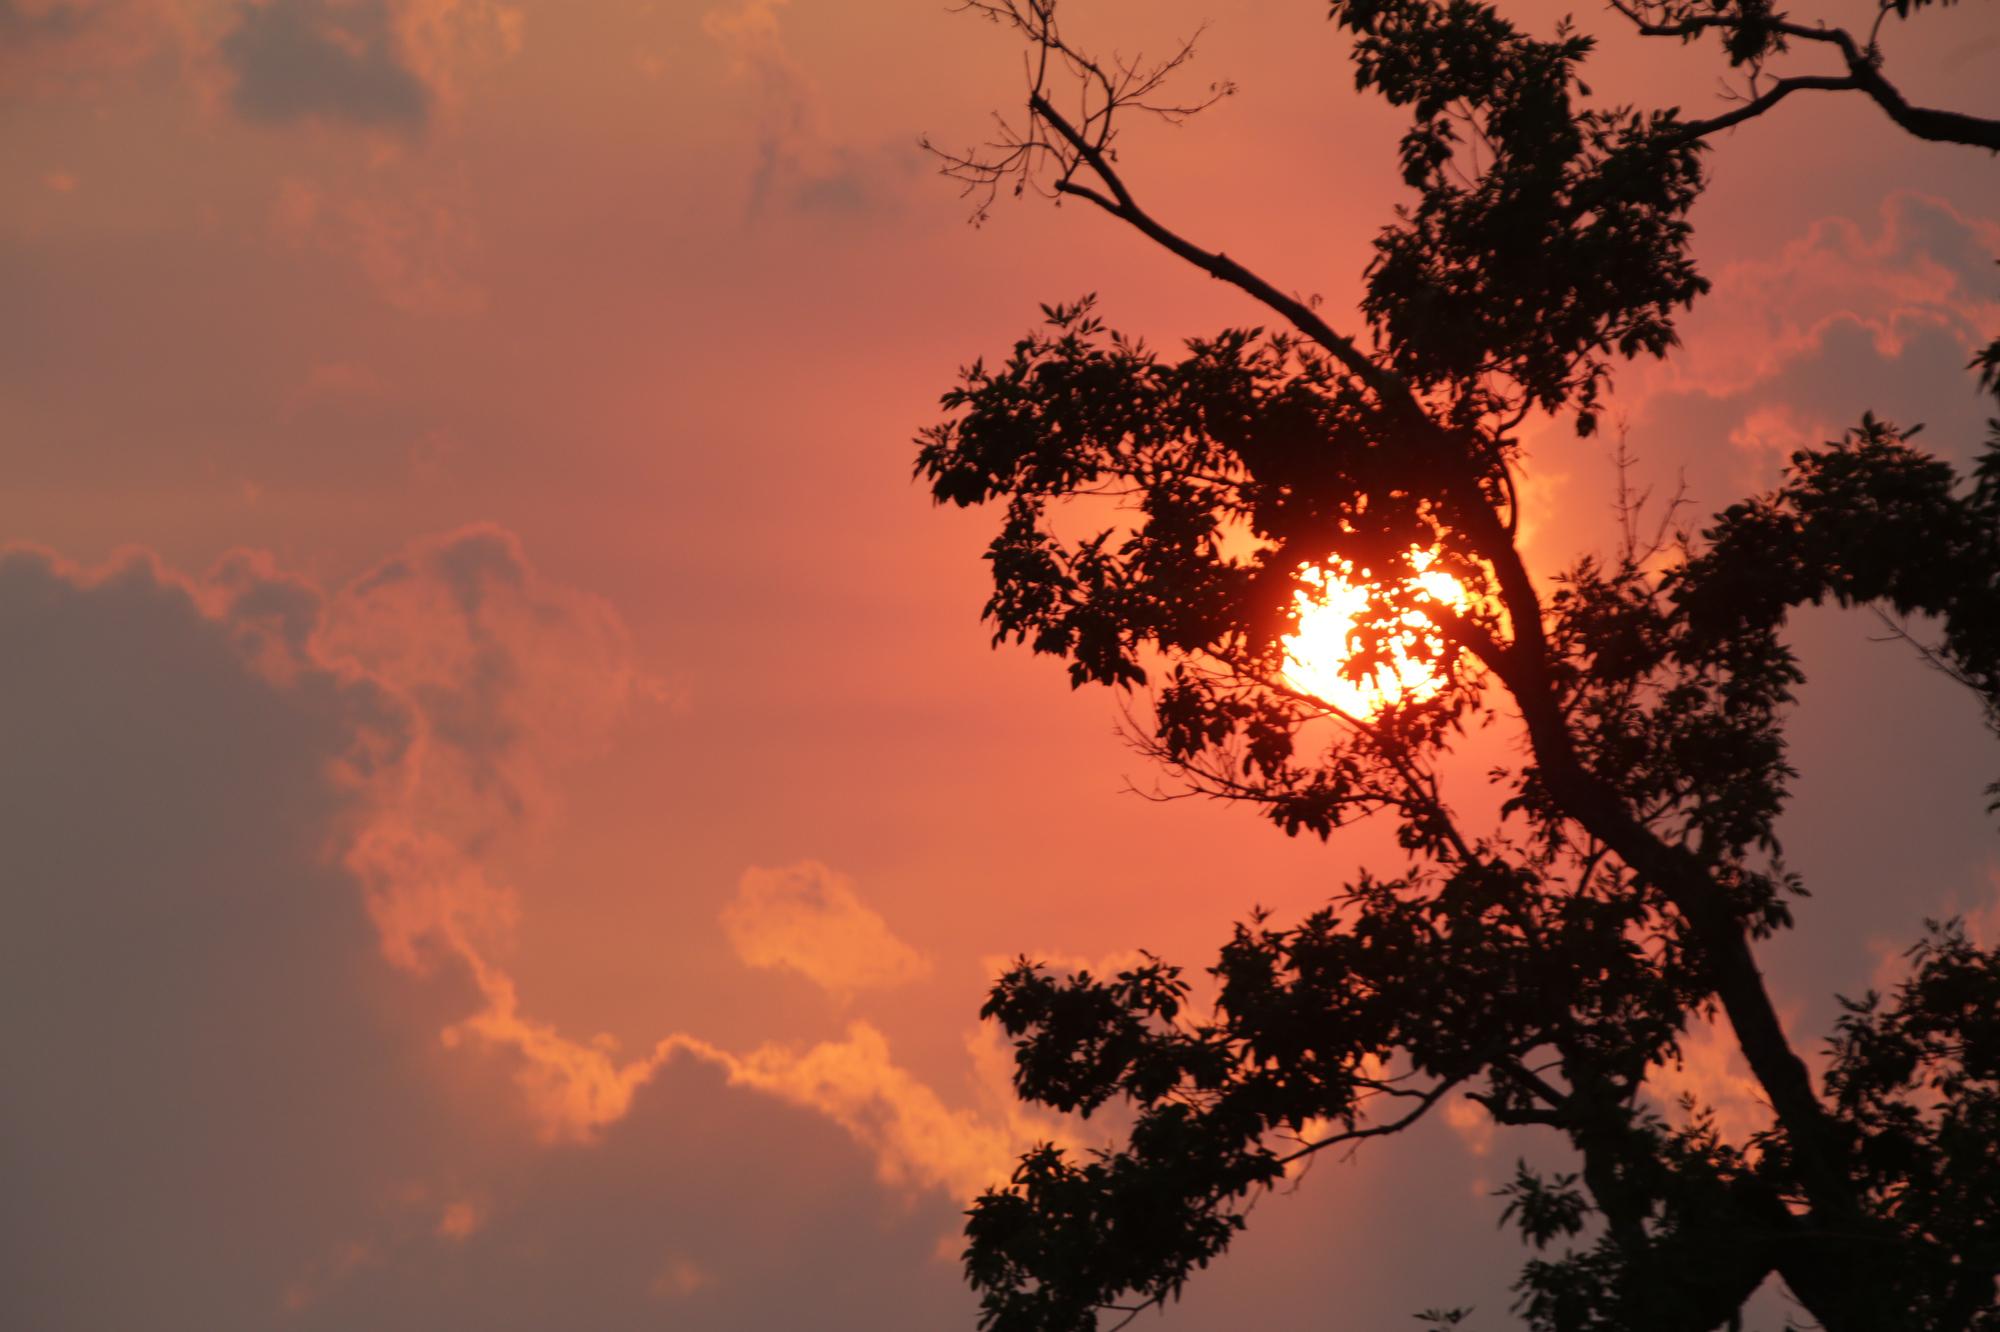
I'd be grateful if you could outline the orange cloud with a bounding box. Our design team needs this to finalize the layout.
[1442,1097,1495,1158]
[0,0,184,101]
[1644,1010,1776,1146]
[319,524,662,848]
[723,1021,1053,1200]
[1,533,1060,1214]
[649,1255,712,1300]
[723,860,931,998]
[268,174,489,315]
[281,1238,378,1314]
[701,0,911,217]
[435,1199,484,1241]
[1646,192,2000,403]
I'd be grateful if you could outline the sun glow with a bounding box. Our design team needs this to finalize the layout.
[1279,548,1472,718]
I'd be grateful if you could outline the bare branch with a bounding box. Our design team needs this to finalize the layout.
[925,1,1429,411]
[1608,0,2000,151]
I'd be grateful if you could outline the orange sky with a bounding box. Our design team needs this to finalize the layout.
[3,1,1998,1327]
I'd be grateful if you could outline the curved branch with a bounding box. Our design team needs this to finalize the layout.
[1671,73,1860,142]
[1272,1072,1467,1168]
[1610,0,2000,151]
[1842,57,2000,152]
[1030,92,1415,409]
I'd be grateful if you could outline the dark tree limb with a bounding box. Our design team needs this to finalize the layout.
[1671,73,1860,142]
[1610,0,2000,151]
[972,10,1864,1255]
[1028,93,1413,411]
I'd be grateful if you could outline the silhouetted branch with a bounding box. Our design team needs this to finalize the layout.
[1672,73,1860,140]
[1272,1074,1468,1168]
[1609,0,2000,150]
[1869,608,2000,728]
[924,0,1426,413]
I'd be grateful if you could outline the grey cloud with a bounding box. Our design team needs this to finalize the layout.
[0,548,475,1328]
[0,0,90,44]
[0,544,984,1330]
[703,0,913,221]
[220,0,430,131]
[1658,191,1999,404]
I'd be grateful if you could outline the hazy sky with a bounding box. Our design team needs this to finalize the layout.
[3,1,1997,1328]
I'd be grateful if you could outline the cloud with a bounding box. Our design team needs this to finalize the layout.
[723,860,932,997]
[724,1021,1048,1200]
[1867,864,2000,996]
[322,523,658,848]
[1580,191,2000,517]
[1725,401,1830,463]
[0,0,90,40]
[1970,869,2000,949]
[1652,192,2000,404]
[0,0,524,126]
[269,174,489,315]
[1644,1011,1776,1145]
[702,0,913,218]
[0,0,174,99]
[649,1254,713,1299]
[216,0,519,132]
[1443,1096,1495,1158]
[435,1199,485,1240]
[220,0,431,130]
[0,545,476,1328]
[0,528,1051,1325]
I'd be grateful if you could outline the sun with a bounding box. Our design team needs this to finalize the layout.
[1279,548,1472,718]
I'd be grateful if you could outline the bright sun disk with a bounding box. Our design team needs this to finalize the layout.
[1279,548,1471,718]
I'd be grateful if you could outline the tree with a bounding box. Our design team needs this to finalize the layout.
[914,2,2000,1329]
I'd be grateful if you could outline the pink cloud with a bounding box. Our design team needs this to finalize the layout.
[724,860,932,998]
[1644,1010,1777,1146]
[0,0,184,101]
[1649,192,2000,403]
[269,174,489,315]
[0,532,1053,1199]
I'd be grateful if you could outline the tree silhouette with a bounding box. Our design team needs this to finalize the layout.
[916,2,2000,1329]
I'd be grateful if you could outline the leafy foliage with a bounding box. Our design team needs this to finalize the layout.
[1336,0,1709,435]
[919,1,2000,1328]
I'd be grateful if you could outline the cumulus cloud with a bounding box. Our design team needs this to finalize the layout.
[1,0,94,44]
[1643,1011,1776,1145]
[1585,190,2000,511]
[0,0,521,125]
[269,174,489,314]
[1442,1097,1495,1158]
[724,1021,1048,1200]
[435,1199,485,1240]
[649,1254,713,1299]
[0,0,174,99]
[217,0,520,131]
[220,0,432,129]
[324,524,655,846]
[0,530,1051,1332]
[723,860,932,997]
[1866,865,2000,997]
[0,545,473,1327]
[702,0,913,218]
[1653,192,1999,403]
[1970,870,2000,949]
[1725,401,1832,464]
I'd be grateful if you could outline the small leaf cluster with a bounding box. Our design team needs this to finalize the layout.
[963,855,1733,1330]
[1819,920,2000,1328]
[1678,415,2000,720]
[1333,0,1710,434]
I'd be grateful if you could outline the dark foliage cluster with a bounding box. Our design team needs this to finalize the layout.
[917,1,2000,1328]
[1336,0,1709,434]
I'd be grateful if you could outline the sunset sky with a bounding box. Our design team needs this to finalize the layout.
[4,1,1999,1327]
